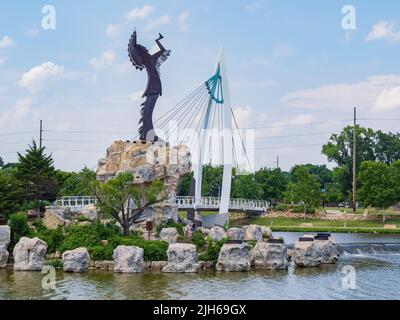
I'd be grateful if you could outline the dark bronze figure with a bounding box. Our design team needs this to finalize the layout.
[128,31,170,141]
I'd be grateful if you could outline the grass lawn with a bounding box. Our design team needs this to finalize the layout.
[178,210,218,219]
[232,217,400,234]
[323,207,400,216]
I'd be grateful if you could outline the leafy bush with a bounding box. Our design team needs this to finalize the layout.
[109,235,169,261]
[275,204,290,211]
[291,206,315,214]
[32,220,65,253]
[8,212,32,247]
[77,215,93,222]
[47,259,63,268]
[198,238,226,262]
[156,220,184,237]
[59,221,121,253]
[191,230,206,250]
[89,245,114,261]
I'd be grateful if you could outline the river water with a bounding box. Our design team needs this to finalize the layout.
[1,232,400,300]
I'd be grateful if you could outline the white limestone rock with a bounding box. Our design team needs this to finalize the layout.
[243,225,263,241]
[159,227,179,244]
[260,226,272,239]
[0,225,11,247]
[209,226,226,242]
[13,237,47,271]
[250,242,289,270]
[216,243,251,272]
[0,244,9,268]
[62,247,90,272]
[293,240,323,267]
[113,245,144,273]
[162,243,199,273]
[226,227,244,241]
[314,237,340,264]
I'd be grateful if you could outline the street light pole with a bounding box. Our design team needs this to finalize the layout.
[352,107,357,212]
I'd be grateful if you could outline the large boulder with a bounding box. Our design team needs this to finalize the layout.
[0,225,11,246]
[197,227,210,236]
[113,245,144,273]
[260,226,272,239]
[162,243,199,273]
[226,227,244,241]
[293,239,323,267]
[159,227,179,244]
[96,141,191,228]
[62,248,90,272]
[216,243,251,272]
[209,226,226,241]
[250,242,288,270]
[243,225,263,241]
[42,207,68,230]
[0,244,9,268]
[314,236,340,264]
[13,237,47,271]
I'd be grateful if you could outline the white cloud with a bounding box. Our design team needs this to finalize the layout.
[0,57,6,66]
[281,74,400,112]
[126,5,154,22]
[0,35,13,48]
[233,106,253,128]
[130,90,144,102]
[366,21,400,42]
[89,50,115,68]
[115,60,132,73]
[106,24,122,37]
[25,27,39,37]
[272,44,296,58]
[373,86,400,112]
[178,11,190,32]
[246,2,264,12]
[19,62,64,91]
[143,15,171,32]
[0,98,33,125]
[257,114,315,138]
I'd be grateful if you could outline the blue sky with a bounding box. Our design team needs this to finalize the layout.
[0,0,400,171]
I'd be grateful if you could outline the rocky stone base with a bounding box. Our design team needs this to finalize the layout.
[13,237,47,271]
[216,243,251,272]
[62,248,90,272]
[293,240,323,267]
[250,242,289,270]
[0,244,9,268]
[162,243,199,273]
[113,245,144,273]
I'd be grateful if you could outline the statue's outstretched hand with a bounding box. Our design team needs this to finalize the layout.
[157,33,164,40]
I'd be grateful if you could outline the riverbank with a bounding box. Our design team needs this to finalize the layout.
[232,217,400,234]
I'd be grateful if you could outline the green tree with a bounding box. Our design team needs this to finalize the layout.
[93,172,166,236]
[57,167,97,196]
[201,165,223,197]
[0,169,22,217]
[231,174,263,199]
[284,166,321,217]
[0,157,4,168]
[254,168,289,201]
[291,164,332,190]
[358,161,397,210]
[322,125,376,198]
[14,141,58,212]
[374,131,400,164]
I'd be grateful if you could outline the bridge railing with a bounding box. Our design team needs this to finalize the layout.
[175,196,269,210]
[54,196,97,208]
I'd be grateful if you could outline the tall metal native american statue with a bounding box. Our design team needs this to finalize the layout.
[128,31,171,141]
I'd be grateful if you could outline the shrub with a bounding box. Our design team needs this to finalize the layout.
[291,206,315,214]
[77,215,93,222]
[198,238,226,262]
[192,230,206,250]
[47,259,63,269]
[156,220,184,237]
[8,212,32,247]
[275,204,290,211]
[109,235,169,261]
[89,245,114,261]
[35,226,65,253]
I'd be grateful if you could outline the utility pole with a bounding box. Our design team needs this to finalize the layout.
[39,120,43,149]
[352,107,357,212]
[276,156,279,169]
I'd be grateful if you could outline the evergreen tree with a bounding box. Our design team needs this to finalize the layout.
[14,141,59,212]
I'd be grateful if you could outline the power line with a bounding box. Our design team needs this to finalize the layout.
[241,119,352,130]
[0,131,36,136]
